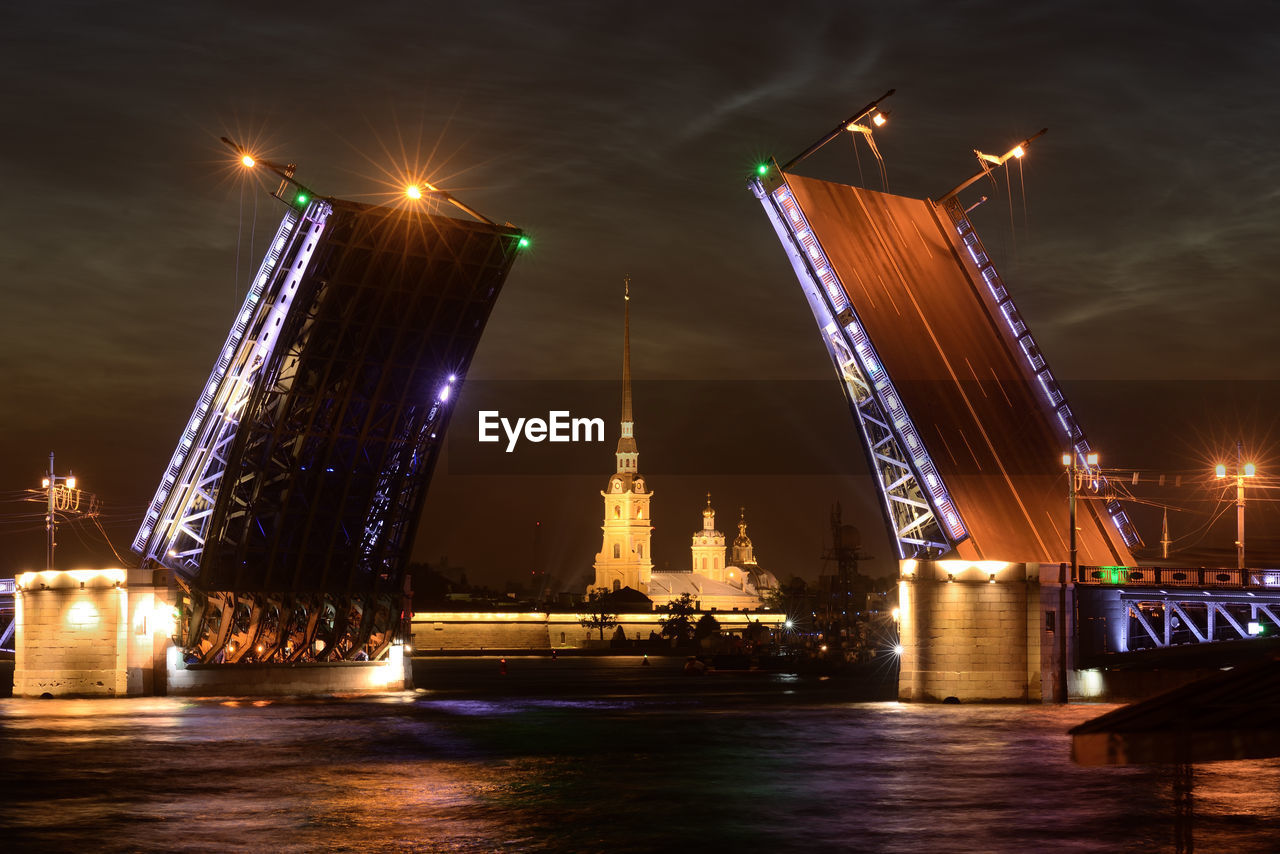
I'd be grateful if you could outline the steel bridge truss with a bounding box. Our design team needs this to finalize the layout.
[134,202,331,568]
[753,175,967,558]
[176,581,408,665]
[1123,594,1278,651]
[134,195,524,664]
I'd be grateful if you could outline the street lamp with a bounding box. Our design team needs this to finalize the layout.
[938,128,1048,203]
[1062,451,1101,581]
[43,452,78,571]
[1216,442,1256,570]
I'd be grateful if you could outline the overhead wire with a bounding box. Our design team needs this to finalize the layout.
[88,516,133,566]
[1018,154,1029,239]
[850,130,865,187]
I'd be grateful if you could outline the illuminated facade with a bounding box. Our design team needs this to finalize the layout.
[690,495,726,578]
[134,191,525,665]
[12,568,166,696]
[589,289,768,611]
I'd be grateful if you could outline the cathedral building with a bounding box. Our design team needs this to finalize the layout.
[589,283,775,612]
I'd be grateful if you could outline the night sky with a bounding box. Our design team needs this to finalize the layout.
[3,2,1278,587]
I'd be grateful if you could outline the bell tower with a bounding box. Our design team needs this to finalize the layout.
[690,493,727,582]
[591,278,653,593]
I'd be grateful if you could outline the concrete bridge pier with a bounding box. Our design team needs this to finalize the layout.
[898,559,1070,703]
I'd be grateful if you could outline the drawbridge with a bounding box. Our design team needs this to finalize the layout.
[133,145,525,665]
[749,98,1140,566]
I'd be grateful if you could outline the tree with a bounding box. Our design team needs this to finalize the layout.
[659,592,697,642]
[693,612,720,640]
[580,588,619,640]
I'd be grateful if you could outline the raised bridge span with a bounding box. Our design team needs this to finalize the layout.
[749,119,1271,701]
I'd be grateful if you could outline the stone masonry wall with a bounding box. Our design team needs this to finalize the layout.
[899,561,1050,702]
[14,571,128,697]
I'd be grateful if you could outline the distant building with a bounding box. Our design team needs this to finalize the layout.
[646,496,776,610]
[588,283,774,612]
[732,506,779,595]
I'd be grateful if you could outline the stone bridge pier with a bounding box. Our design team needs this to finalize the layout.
[897,559,1071,703]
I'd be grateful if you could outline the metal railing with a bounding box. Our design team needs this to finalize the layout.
[1077,565,1280,591]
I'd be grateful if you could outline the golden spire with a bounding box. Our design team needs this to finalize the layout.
[621,276,632,426]
[615,277,638,473]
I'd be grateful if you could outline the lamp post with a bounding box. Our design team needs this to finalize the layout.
[1061,450,1100,582]
[42,451,77,571]
[1056,450,1098,703]
[1215,441,1256,571]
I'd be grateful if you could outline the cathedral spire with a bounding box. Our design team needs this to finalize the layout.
[621,276,632,425]
[615,277,638,473]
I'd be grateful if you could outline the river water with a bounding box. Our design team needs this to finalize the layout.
[1,657,1276,852]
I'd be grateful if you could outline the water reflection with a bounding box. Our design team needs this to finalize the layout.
[0,658,1276,853]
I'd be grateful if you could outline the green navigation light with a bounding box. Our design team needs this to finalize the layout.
[296,192,309,206]
[518,236,531,249]
[756,163,769,176]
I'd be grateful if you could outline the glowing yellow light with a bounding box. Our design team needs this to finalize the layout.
[1012,146,1025,158]
[1061,453,1072,466]
[1244,463,1256,477]
[1086,452,1099,466]
[41,477,50,488]
[872,112,887,127]
[67,600,99,628]
[891,607,901,621]
[1216,463,1227,478]
[148,600,179,635]
[67,568,126,585]
[66,476,76,489]
[241,154,255,168]
[405,184,422,200]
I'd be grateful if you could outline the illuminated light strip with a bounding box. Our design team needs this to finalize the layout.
[941,199,1141,548]
[135,201,332,562]
[133,210,301,552]
[156,206,330,564]
[770,185,967,543]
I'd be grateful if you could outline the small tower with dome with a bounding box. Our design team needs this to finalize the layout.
[691,493,727,582]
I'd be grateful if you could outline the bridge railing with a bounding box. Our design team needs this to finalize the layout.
[1076,565,1280,591]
